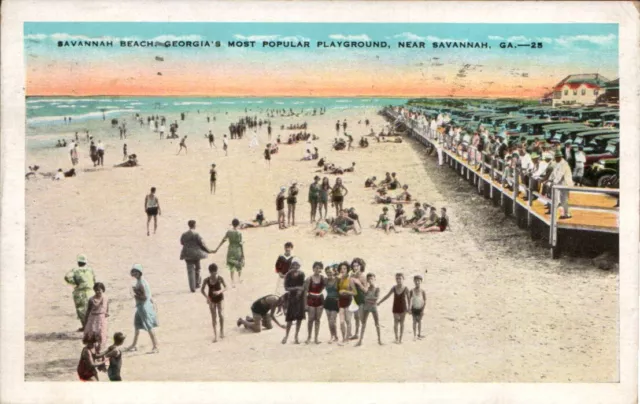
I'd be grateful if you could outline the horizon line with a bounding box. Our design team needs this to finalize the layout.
[25,94,541,100]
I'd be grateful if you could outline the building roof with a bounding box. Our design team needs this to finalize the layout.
[553,74,610,91]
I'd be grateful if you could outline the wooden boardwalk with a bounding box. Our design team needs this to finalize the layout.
[387,110,620,257]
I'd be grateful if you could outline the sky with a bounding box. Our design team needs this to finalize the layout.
[24,23,619,98]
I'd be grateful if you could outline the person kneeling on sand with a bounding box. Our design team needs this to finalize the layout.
[237,294,286,333]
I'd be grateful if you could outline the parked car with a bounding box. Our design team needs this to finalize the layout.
[585,156,619,187]
[572,129,619,147]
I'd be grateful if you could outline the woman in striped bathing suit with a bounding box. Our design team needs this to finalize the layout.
[304,261,325,344]
[337,262,356,344]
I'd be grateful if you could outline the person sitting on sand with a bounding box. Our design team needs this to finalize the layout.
[388,173,400,190]
[364,176,377,188]
[114,154,138,168]
[381,172,392,187]
[346,207,362,231]
[396,185,411,202]
[302,149,313,161]
[317,157,325,168]
[413,207,440,232]
[359,137,369,148]
[25,165,40,180]
[343,162,356,173]
[311,147,319,160]
[236,294,286,333]
[331,210,360,235]
[394,203,407,226]
[375,207,399,234]
[405,202,425,225]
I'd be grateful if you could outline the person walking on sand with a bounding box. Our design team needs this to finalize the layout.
[144,187,161,236]
[308,176,321,223]
[125,264,159,354]
[223,135,229,156]
[209,164,217,194]
[83,282,109,354]
[212,219,245,287]
[208,131,215,148]
[65,254,96,331]
[97,140,105,166]
[122,144,127,161]
[201,263,227,342]
[177,136,188,155]
[264,145,271,168]
[282,258,305,344]
[180,220,212,292]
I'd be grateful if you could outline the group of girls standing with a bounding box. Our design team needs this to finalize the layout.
[280,257,426,346]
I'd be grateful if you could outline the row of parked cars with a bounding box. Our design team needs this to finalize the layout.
[407,104,620,187]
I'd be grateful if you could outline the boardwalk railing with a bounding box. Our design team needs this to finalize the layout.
[382,108,619,257]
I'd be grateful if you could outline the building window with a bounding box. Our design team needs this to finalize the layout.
[581,89,586,95]
[594,89,599,96]
[564,89,568,96]
[573,90,578,95]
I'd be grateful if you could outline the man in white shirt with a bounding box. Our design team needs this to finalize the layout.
[573,146,586,186]
[96,140,105,166]
[549,150,574,219]
[159,124,165,139]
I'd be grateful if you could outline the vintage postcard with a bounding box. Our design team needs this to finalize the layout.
[1,1,638,403]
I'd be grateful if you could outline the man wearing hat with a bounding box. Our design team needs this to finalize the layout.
[180,220,212,292]
[64,254,96,331]
[528,152,547,199]
[539,153,556,199]
[308,175,321,222]
[546,149,574,219]
[573,145,586,186]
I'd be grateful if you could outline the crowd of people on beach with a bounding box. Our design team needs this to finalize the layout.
[45,105,454,383]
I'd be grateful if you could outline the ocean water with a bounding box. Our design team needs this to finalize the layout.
[26,96,407,127]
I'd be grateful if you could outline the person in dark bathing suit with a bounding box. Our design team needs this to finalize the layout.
[286,183,299,227]
[303,261,325,344]
[319,177,331,220]
[96,332,126,381]
[308,176,321,223]
[282,258,306,344]
[201,263,227,342]
[237,294,285,333]
[177,136,188,155]
[377,272,410,344]
[323,266,340,343]
[331,177,348,217]
[209,164,217,194]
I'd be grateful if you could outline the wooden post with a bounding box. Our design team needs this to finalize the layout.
[513,167,520,217]
[527,176,534,227]
[549,186,559,258]
[489,159,495,199]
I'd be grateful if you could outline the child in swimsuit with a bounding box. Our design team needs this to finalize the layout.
[378,273,409,344]
[375,207,398,234]
[201,263,227,342]
[304,261,325,344]
[97,332,126,381]
[356,273,382,346]
[409,275,426,340]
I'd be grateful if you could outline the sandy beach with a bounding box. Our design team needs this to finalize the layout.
[24,104,618,382]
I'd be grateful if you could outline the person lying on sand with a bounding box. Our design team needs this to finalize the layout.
[364,176,377,188]
[327,162,356,175]
[64,168,77,178]
[236,294,286,333]
[25,165,40,180]
[374,188,412,204]
[114,154,138,168]
[313,218,332,237]
[375,207,399,234]
[238,210,279,229]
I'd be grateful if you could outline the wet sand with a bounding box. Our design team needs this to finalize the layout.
[24,105,618,382]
